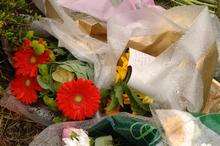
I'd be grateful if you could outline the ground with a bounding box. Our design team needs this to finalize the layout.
[0,108,45,146]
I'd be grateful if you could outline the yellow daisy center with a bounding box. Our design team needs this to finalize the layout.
[74,95,83,103]
[25,79,31,87]
[30,56,37,64]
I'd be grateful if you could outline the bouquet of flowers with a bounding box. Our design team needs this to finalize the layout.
[1,0,220,145]
[1,28,154,126]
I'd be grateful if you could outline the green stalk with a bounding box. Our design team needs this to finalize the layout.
[182,0,194,4]
[217,0,220,18]
[199,0,216,4]
[191,0,216,8]
[172,0,188,5]
[172,0,216,13]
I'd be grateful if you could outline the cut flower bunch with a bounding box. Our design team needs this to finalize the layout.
[9,31,154,122]
[102,49,154,116]
[10,31,100,121]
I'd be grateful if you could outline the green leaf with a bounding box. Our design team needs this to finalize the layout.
[32,40,45,55]
[37,75,51,90]
[53,116,63,124]
[38,64,49,76]
[54,81,61,91]
[59,60,94,80]
[114,84,123,107]
[217,0,220,18]
[101,88,111,98]
[38,64,58,92]
[123,66,132,84]
[123,84,150,115]
[43,95,58,111]
[52,115,68,124]
[106,92,119,111]
[52,67,75,83]
[100,88,111,113]
[95,136,113,146]
[25,31,34,39]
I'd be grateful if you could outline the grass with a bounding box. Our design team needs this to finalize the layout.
[0,107,45,146]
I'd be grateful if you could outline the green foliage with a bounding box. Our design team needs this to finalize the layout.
[101,66,151,115]
[103,85,151,116]
[32,40,46,55]
[52,116,67,123]
[106,91,119,111]
[25,30,34,39]
[114,84,123,107]
[0,0,42,47]
[123,85,150,115]
[171,0,217,13]
[217,0,220,18]
[59,60,94,80]
[37,64,56,92]
[42,95,58,111]
[52,67,75,83]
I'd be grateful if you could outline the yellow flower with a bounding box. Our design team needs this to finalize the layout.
[115,49,130,83]
[115,66,127,83]
[120,56,129,68]
[136,91,154,104]
[38,38,47,46]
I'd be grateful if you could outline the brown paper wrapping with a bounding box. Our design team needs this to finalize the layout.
[45,0,64,23]
[78,17,107,42]
[78,17,218,111]
[203,79,220,113]
[77,17,182,56]
[127,31,182,57]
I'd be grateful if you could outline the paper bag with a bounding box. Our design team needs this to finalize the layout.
[107,6,219,112]
[203,79,220,113]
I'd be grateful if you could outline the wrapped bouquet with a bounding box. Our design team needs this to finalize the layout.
[1,0,220,145]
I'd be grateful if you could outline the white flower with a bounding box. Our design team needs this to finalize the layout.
[201,143,212,146]
[62,128,90,146]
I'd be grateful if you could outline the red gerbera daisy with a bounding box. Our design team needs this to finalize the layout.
[13,48,49,77]
[56,79,100,120]
[10,75,42,104]
[22,38,32,48]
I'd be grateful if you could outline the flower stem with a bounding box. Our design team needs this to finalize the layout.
[217,0,220,18]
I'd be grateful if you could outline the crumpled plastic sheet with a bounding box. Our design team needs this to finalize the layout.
[29,112,161,146]
[57,0,164,22]
[29,118,100,146]
[0,89,55,126]
[156,109,220,146]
